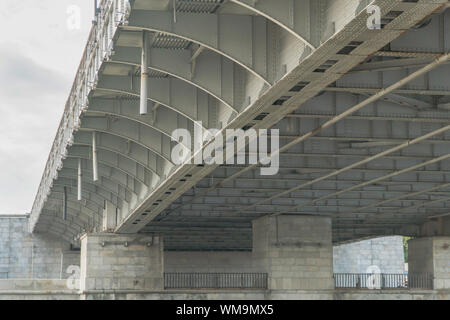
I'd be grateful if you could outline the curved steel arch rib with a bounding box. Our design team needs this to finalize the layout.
[57,165,146,216]
[47,192,103,223]
[50,177,110,210]
[66,145,149,185]
[63,157,147,199]
[37,188,103,239]
[64,151,156,212]
[45,193,98,229]
[229,0,316,49]
[95,75,235,128]
[55,171,126,209]
[35,213,82,244]
[63,138,179,222]
[109,46,268,112]
[75,127,174,192]
[47,190,100,221]
[87,98,194,149]
[47,173,135,238]
[124,9,273,83]
[79,117,175,166]
[73,131,163,181]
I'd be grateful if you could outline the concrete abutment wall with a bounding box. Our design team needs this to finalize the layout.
[333,236,405,274]
[0,216,79,279]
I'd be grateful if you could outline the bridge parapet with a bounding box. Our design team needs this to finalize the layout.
[30,0,131,233]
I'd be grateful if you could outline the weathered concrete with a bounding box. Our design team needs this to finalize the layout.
[333,289,450,300]
[79,233,163,293]
[1,284,450,300]
[333,236,405,274]
[1,216,408,280]
[0,279,70,291]
[408,237,450,290]
[0,279,78,300]
[80,289,450,300]
[252,215,334,291]
[0,216,79,279]
[3,215,445,300]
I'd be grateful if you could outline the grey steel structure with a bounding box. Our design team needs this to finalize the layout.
[30,0,450,252]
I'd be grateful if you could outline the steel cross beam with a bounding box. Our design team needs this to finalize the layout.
[351,182,450,219]
[164,53,450,217]
[324,87,450,96]
[113,0,449,233]
[264,153,450,216]
[285,113,450,124]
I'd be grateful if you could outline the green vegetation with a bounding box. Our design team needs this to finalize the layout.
[403,237,412,262]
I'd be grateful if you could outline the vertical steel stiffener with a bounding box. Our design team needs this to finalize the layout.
[77,158,82,201]
[63,186,67,220]
[140,30,149,115]
[92,131,98,182]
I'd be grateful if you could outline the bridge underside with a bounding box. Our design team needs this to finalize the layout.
[30,0,450,251]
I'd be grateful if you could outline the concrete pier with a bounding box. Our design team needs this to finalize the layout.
[252,216,334,291]
[408,237,450,290]
[79,233,164,293]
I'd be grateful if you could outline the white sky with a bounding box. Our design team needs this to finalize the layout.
[0,1,94,214]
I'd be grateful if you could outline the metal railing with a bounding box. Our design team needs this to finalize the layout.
[334,273,433,289]
[164,273,268,290]
[29,0,131,233]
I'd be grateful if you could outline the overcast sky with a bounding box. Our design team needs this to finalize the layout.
[0,1,94,214]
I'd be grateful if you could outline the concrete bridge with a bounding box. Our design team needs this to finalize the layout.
[26,0,450,297]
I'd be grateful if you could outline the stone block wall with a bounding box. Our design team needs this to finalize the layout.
[333,236,405,274]
[409,237,450,289]
[433,238,450,289]
[80,233,163,292]
[252,215,334,290]
[408,238,433,275]
[0,216,79,279]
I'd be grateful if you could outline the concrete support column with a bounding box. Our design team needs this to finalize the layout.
[252,215,333,291]
[79,233,163,293]
[408,237,450,289]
